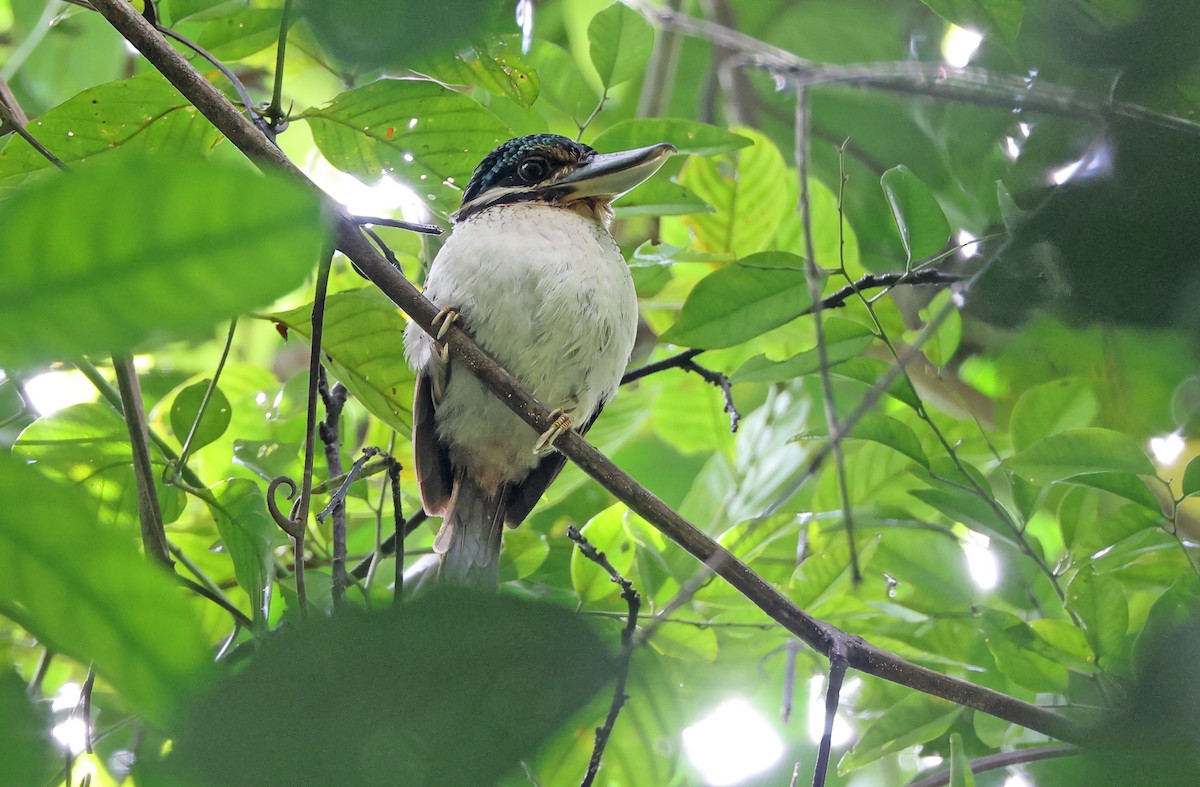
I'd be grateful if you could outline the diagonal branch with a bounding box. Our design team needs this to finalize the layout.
[87,0,1082,745]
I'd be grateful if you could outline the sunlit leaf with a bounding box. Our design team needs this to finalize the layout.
[0,156,326,368]
[196,8,284,60]
[677,127,791,256]
[1009,378,1098,452]
[1067,568,1129,665]
[571,504,636,603]
[661,251,823,349]
[209,479,276,630]
[949,732,976,787]
[733,318,875,383]
[847,413,930,468]
[1182,455,1200,498]
[416,36,540,108]
[301,79,512,216]
[0,455,213,728]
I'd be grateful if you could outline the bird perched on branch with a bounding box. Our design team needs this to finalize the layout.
[404,134,675,587]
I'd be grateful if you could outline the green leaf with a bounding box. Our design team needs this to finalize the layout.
[591,118,752,157]
[1067,568,1129,664]
[416,36,540,109]
[791,535,881,609]
[14,403,186,527]
[909,484,1016,545]
[196,9,284,60]
[0,75,222,182]
[880,165,951,262]
[210,480,276,630]
[831,358,922,410]
[0,671,54,785]
[648,623,718,662]
[169,379,232,453]
[631,241,734,267]
[949,732,976,787]
[1006,428,1155,485]
[0,455,213,728]
[0,156,326,369]
[526,41,595,118]
[295,0,498,72]
[1060,472,1162,512]
[982,612,1069,692]
[167,0,248,23]
[498,527,550,582]
[612,176,712,218]
[571,505,636,603]
[588,2,655,89]
[661,251,823,350]
[1182,455,1200,498]
[268,287,416,436]
[920,0,1025,49]
[847,413,930,468]
[678,127,791,256]
[301,79,513,216]
[839,693,961,773]
[166,588,615,784]
[1009,378,1098,452]
[733,318,875,383]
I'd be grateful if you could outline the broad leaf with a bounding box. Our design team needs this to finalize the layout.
[0,455,212,728]
[1006,428,1154,485]
[847,413,930,468]
[588,2,655,89]
[0,671,54,786]
[881,165,951,263]
[591,118,752,157]
[571,504,636,603]
[1009,378,1098,452]
[920,0,1025,49]
[0,156,326,368]
[197,8,284,60]
[301,79,512,216]
[268,287,416,436]
[1182,455,1200,498]
[416,36,540,108]
[661,251,824,349]
[210,480,277,630]
[840,693,961,772]
[165,588,615,784]
[0,75,221,182]
[678,127,791,256]
[1067,568,1129,664]
[169,379,232,453]
[733,318,875,383]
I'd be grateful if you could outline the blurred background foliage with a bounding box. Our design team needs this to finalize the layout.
[2,0,1200,785]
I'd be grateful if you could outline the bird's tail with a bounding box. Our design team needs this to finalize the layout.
[433,469,506,588]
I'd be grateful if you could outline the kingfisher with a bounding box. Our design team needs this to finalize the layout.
[403,134,676,587]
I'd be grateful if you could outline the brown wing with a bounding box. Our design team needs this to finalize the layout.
[504,403,604,527]
[413,370,454,516]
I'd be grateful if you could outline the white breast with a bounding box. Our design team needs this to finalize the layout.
[404,203,638,489]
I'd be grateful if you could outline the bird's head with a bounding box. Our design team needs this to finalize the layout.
[452,134,676,224]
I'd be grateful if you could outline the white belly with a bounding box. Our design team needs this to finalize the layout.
[404,203,638,489]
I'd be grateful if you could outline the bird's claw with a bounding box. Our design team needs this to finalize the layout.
[533,409,574,455]
[431,308,459,362]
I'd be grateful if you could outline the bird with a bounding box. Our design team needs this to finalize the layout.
[403,133,675,588]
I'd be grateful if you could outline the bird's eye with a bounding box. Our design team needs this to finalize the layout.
[517,158,548,183]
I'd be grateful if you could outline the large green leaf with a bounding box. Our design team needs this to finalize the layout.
[591,118,752,157]
[196,8,285,60]
[880,165,951,264]
[732,318,875,383]
[168,379,232,453]
[1067,568,1129,665]
[268,287,416,436]
[0,75,222,182]
[839,693,962,773]
[14,402,186,527]
[588,2,655,89]
[0,671,54,786]
[301,79,513,216]
[661,251,824,349]
[167,0,248,23]
[416,36,540,108]
[0,455,213,728]
[1006,428,1155,485]
[295,0,498,72]
[677,127,791,256]
[612,176,712,217]
[165,587,615,784]
[1008,378,1098,452]
[0,156,326,369]
[570,504,637,603]
[209,479,276,630]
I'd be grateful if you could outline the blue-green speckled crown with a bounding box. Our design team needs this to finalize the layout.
[459,134,595,208]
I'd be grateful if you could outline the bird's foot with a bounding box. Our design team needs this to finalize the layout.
[533,408,574,455]
[431,307,459,362]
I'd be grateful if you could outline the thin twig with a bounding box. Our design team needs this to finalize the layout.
[318,369,349,604]
[795,85,859,583]
[679,359,740,432]
[0,77,67,169]
[88,0,1082,742]
[113,355,172,567]
[173,318,238,481]
[386,456,404,602]
[568,526,641,787]
[356,215,443,235]
[907,744,1079,787]
[812,641,849,787]
[266,0,295,134]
